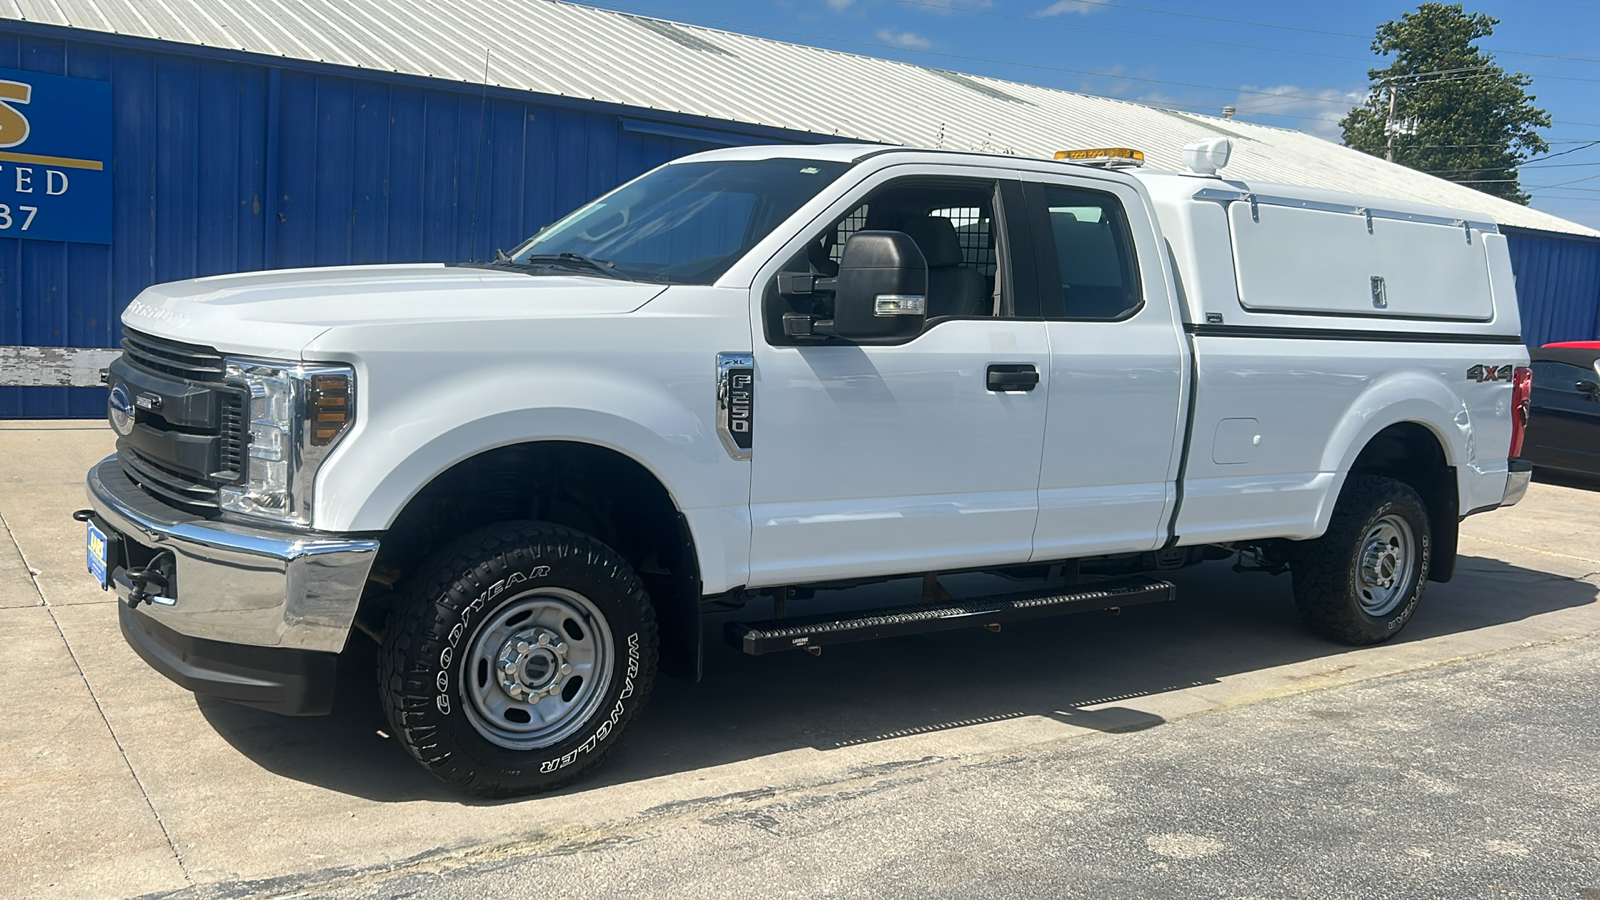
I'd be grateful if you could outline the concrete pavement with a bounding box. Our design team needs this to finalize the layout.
[1,421,1597,898]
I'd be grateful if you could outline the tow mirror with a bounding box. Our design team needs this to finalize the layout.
[830,231,928,341]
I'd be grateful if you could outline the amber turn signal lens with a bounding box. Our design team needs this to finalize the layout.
[307,373,352,446]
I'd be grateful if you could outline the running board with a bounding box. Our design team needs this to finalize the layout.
[725,576,1176,656]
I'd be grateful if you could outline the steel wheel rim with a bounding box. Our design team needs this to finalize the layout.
[460,587,614,750]
[1357,514,1416,617]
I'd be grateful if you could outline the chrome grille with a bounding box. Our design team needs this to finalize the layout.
[121,328,226,382]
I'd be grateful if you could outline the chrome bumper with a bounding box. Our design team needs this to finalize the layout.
[1501,458,1533,507]
[87,456,379,654]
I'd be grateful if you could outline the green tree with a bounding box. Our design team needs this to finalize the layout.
[1341,3,1549,204]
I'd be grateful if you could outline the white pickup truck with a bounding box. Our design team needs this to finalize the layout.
[82,140,1533,797]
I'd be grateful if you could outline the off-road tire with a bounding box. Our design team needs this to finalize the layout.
[1290,475,1431,645]
[379,521,658,797]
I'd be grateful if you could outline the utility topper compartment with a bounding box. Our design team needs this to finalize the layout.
[1225,195,1495,322]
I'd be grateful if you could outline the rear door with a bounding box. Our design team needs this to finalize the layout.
[1021,175,1187,559]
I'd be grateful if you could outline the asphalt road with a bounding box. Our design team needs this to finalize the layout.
[314,635,1600,900]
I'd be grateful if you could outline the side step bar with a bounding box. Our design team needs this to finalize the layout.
[725,576,1176,656]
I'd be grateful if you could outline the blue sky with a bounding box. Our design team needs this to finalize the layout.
[581,0,1600,229]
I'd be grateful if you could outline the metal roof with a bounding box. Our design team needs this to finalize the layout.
[3,0,1594,238]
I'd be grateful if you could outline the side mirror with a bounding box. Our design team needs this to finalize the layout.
[831,231,928,341]
[1577,379,1599,400]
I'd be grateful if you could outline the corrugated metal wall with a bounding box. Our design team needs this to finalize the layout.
[1504,227,1600,348]
[0,28,822,417]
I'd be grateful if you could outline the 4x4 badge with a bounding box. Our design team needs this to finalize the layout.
[1466,364,1514,383]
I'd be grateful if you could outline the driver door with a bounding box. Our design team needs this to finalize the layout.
[745,167,1051,588]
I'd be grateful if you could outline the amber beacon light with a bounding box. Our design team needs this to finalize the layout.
[1055,147,1146,166]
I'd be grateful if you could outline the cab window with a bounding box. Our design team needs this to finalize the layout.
[1036,186,1142,320]
[765,177,1018,344]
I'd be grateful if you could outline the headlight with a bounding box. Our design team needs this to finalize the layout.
[220,358,355,526]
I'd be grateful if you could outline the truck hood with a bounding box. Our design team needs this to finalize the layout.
[121,264,669,359]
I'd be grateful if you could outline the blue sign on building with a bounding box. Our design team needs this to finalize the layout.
[0,66,111,245]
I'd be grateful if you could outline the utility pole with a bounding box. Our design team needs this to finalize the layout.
[1385,85,1398,162]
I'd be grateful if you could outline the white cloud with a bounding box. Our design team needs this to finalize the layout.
[876,28,933,48]
[827,0,854,10]
[1226,84,1368,140]
[1039,0,1106,16]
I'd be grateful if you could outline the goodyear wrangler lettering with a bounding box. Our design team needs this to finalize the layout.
[539,632,640,773]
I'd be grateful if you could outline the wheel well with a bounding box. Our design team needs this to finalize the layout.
[1347,422,1458,583]
[364,441,703,680]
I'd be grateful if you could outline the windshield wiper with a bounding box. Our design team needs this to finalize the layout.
[519,252,627,279]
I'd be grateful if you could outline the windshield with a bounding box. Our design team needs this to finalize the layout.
[509,158,854,284]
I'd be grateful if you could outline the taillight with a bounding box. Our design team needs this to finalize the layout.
[1509,366,1532,458]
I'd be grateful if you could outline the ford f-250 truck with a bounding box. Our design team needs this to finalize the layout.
[81,139,1534,797]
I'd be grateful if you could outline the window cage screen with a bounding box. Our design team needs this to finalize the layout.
[930,207,997,276]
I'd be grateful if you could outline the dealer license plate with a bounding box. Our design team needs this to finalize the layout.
[86,520,108,589]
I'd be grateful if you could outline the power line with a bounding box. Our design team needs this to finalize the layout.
[898,1,1600,87]
[1425,162,1600,174]
[1527,140,1600,162]
[1033,0,1366,39]
[1395,139,1600,148]
[592,4,1367,104]
[1024,0,1600,65]
[892,0,1372,62]
[1533,172,1600,189]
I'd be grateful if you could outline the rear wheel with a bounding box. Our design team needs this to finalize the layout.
[1291,475,1431,645]
[379,521,658,797]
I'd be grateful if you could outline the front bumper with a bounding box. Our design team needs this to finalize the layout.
[87,454,379,656]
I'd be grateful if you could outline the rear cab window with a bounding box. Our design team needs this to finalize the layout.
[1029,184,1143,321]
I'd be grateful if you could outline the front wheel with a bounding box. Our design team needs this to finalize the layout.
[379,522,658,797]
[1290,475,1431,645]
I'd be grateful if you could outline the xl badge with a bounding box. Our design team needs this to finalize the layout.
[1466,364,1514,383]
[107,383,135,436]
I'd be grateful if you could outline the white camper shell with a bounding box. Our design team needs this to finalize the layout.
[1138,172,1518,335]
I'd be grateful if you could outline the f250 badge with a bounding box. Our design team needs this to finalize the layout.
[1467,364,1514,383]
[715,352,754,459]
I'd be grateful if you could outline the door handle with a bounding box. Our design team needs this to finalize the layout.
[986,364,1040,392]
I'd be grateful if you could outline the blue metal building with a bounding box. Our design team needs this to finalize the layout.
[2,0,1597,418]
[0,22,826,417]
[1503,228,1600,348]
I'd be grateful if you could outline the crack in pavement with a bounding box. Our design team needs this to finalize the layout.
[0,506,195,891]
